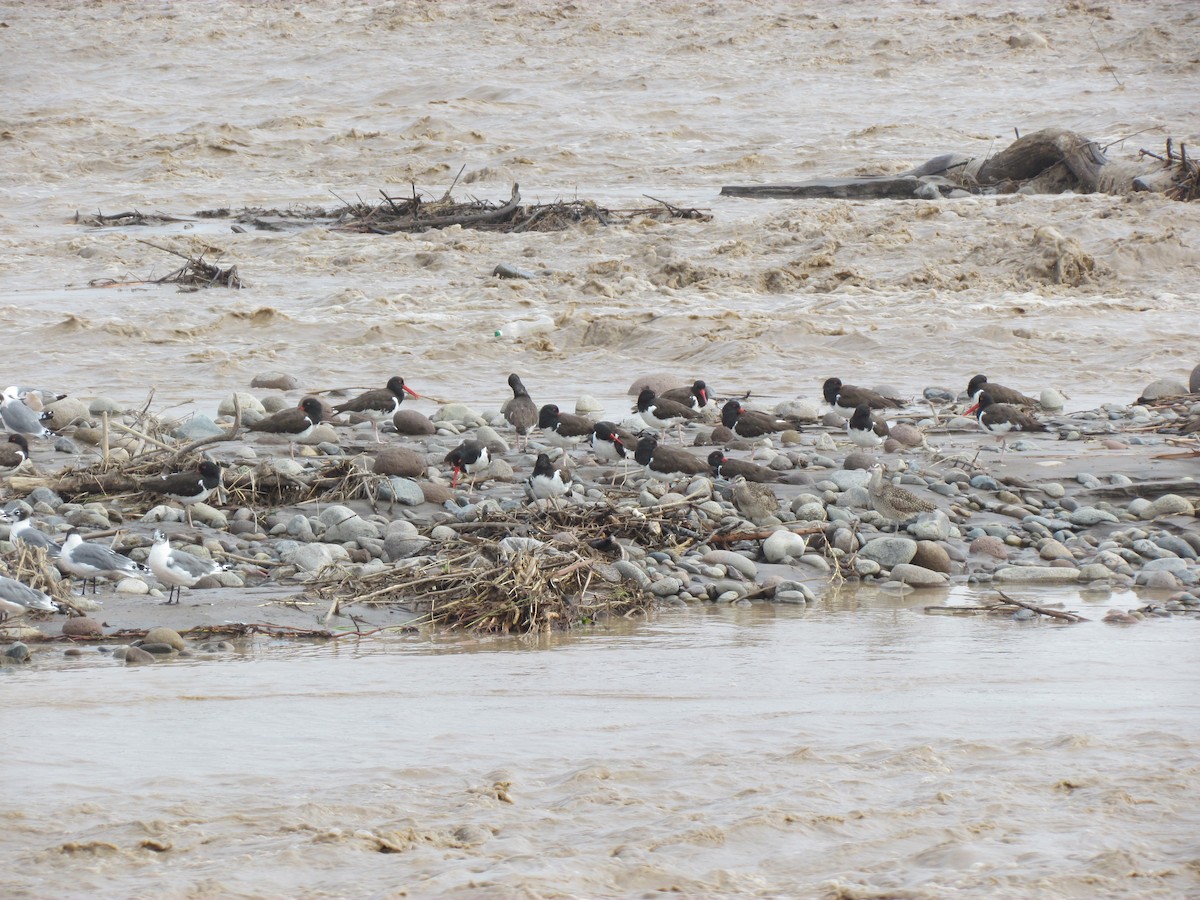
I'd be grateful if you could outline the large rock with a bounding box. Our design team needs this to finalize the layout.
[889,563,947,586]
[859,536,918,568]
[1190,362,1200,394]
[250,372,300,391]
[762,530,807,563]
[62,617,103,638]
[378,477,425,506]
[1137,378,1188,403]
[911,540,952,574]
[392,409,436,435]
[144,626,186,650]
[218,392,267,416]
[320,505,380,543]
[373,446,425,477]
[994,565,1080,584]
[1143,494,1195,519]
[43,397,91,429]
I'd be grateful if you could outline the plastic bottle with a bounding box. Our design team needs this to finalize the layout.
[494,315,554,340]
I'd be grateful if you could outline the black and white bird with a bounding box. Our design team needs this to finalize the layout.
[964,391,1048,456]
[1,386,54,439]
[0,573,57,621]
[333,376,419,442]
[247,396,325,456]
[148,529,228,604]
[635,388,701,445]
[5,508,62,557]
[634,435,708,480]
[0,434,31,468]
[58,530,149,594]
[526,453,570,502]
[538,404,594,451]
[659,380,711,411]
[720,400,802,439]
[847,404,890,449]
[502,374,538,452]
[140,459,223,527]
[590,422,627,463]
[966,374,1038,409]
[822,378,905,417]
[445,440,491,489]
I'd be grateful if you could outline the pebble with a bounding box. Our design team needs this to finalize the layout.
[1039,389,1065,410]
[701,550,758,579]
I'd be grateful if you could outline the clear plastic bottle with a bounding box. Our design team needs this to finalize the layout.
[494,315,554,340]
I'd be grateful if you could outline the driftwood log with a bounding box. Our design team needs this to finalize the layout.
[722,128,1187,200]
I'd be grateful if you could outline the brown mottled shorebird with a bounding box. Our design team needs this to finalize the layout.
[502,374,538,452]
[966,374,1037,409]
[867,465,936,531]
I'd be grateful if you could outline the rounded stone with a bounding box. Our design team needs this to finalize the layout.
[1145,494,1195,519]
[627,373,687,397]
[250,373,300,391]
[762,530,807,563]
[144,626,186,651]
[911,540,952,574]
[124,646,157,665]
[391,410,437,435]
[701,550,758,580]
[1039,389,1066,411]
[1138,378,1188,402]
[62,617,104,638]
[1190,362,1200,394]
[859,536,918,568]
[373,446,425,477]
[889,564,948,586]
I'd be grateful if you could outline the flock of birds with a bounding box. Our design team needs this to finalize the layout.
[0,371,1051,620]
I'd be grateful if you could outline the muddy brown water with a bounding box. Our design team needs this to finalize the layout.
[3,1,1199,896]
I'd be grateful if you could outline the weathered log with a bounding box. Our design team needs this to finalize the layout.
[372,183,522,233]
[974,128,1107,190]
[8,472,142,498]
[721,176,931,200]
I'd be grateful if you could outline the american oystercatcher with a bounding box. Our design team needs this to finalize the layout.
[635,388,701,445]
[964,390,1048,455]
[140,459,223,527]
[720,399,803,439]
[526,452,570,502]
[502,374,538,452]
[660,379,710,410]
[634,435,708,480]
[847,404,890,449]
[966,374,1037,408]
[58,530,149,594]
[148,529,229,604]
[247,396,325,456]
[538,404,594,451]
[706,450,781,483]
[590,421,627,463]
[445,439,490,488]
[822,378,905,417]
[333,376,419,442]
